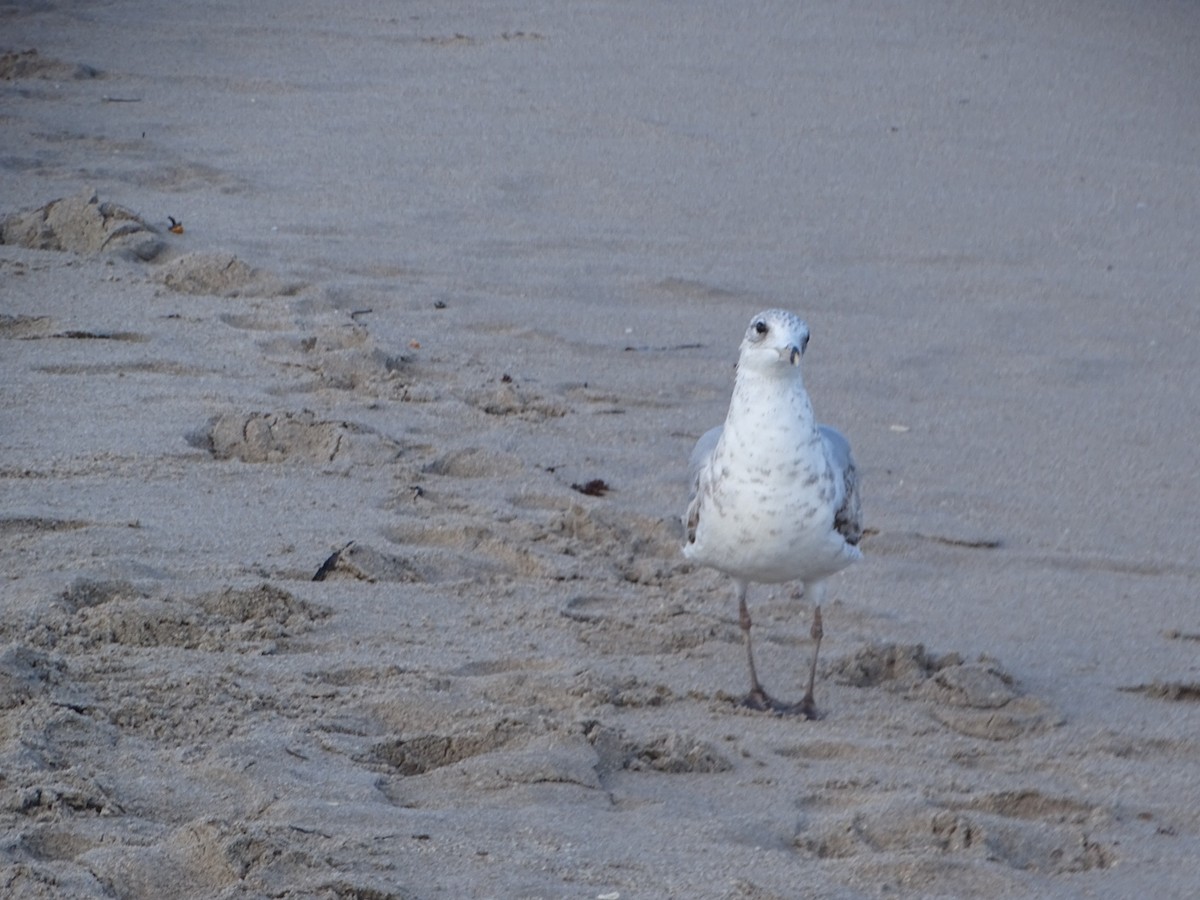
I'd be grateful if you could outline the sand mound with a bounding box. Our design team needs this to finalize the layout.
[189,410,404,466]
[0,48,100,81]
[0,188,164,261]
[157,251,292,298]
[30,580,330,653]
[1,192,297,294]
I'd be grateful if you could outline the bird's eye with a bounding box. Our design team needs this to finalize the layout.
[753,320,768,336]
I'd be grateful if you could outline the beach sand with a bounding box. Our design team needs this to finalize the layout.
[2,2,1199,897]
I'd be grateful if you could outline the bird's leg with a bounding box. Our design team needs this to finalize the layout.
[787,579,827,719]
[735,581,823,718]
[794,604,823,719]
[736,582,771,710]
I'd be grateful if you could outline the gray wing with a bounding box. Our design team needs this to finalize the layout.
[687,425,723,491]
[683,425,723,544]
[819,424,863,546]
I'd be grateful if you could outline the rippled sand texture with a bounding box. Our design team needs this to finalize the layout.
[3,4,1199,898]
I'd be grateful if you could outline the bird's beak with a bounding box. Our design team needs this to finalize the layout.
[789,345,803,365]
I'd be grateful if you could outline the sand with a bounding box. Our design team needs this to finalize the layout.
[2,2,1199,897]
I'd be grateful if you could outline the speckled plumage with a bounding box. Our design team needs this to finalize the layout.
[683,309,862,716]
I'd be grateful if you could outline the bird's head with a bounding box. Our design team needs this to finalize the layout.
[737,309,810,375]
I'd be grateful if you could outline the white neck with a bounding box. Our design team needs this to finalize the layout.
[725,366,815,433]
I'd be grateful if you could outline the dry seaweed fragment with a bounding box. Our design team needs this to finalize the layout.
[571,479,610,497]
[1119,681,1200,702]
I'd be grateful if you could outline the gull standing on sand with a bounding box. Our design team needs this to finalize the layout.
[683,309,862,717]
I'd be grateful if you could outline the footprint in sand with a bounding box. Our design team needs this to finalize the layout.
[189,410,403,466]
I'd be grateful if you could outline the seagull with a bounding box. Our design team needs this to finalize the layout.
[683,309,862,717]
